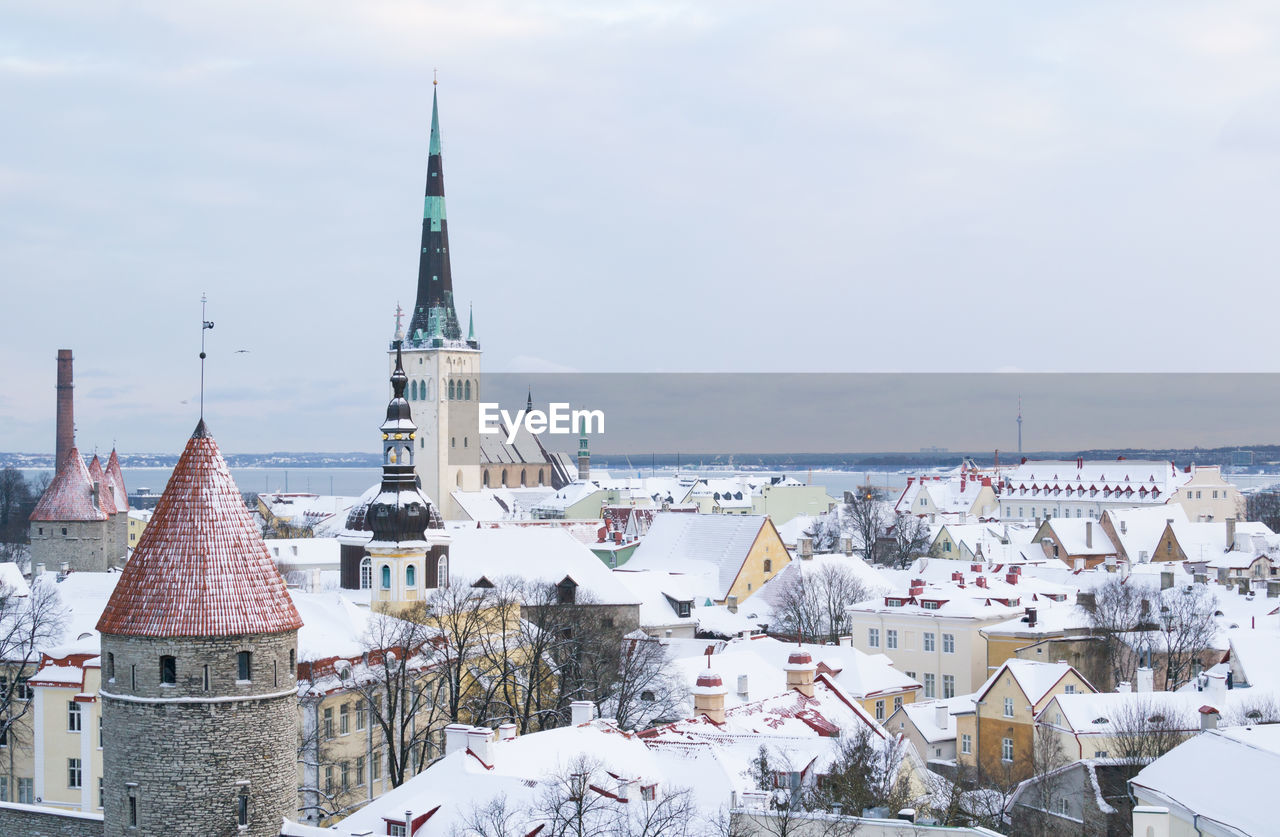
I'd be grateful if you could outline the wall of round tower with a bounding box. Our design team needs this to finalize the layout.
[100,630,298,837]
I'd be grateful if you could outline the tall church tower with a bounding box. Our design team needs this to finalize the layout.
[97,419,302,837]
[369,346,451,613]
[395,83,481,518]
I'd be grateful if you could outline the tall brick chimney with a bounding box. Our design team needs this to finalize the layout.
[56,349,74,470]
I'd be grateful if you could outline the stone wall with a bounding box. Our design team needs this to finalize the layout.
[29,519,109,573]
[100,631,299,837]
[0,801,103,837]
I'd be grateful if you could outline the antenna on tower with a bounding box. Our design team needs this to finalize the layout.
[1017,395,1023,457]
[200,294,215,420]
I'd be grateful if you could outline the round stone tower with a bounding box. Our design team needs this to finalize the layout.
[96,419,303,837]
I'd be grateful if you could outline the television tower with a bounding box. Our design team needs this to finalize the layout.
[1017,396,1023,456]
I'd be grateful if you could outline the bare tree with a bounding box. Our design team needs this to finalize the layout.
[1222,692,1280,726]
[846,487,888,564]
[1013,727,1076,837]
[1083,577,1147,690]
[1151,584,1218,690]
[0,468,35,545]
[0,579,66,797]
[455,795,525,837]
[770,563,873,644]
[605,632,687,731]
[614,785,700,837]
[534,755,618,837]
[887,515,932,570]
[347,604,453,788]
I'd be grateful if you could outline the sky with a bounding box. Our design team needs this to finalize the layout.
[4,1,1280,454]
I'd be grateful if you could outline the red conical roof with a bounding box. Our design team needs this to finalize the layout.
[88,455,117,515]
[97,421,302,638]
[105,449,129,512]
[29,447,107,522]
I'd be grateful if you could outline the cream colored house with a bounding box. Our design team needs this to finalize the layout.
[1171,465,1244,522]
[26,653,102,813]
[845,591,1023,699]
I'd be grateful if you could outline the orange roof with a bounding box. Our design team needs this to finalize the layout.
[105,449,129,512]
[29,447,107,522]
[96,420,302,638]
[88,456,117,515]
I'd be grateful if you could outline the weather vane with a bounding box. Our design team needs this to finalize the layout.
[200,293,215,419]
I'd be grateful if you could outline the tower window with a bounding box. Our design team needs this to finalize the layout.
[203,665,210,691]
[105,652,115,681]
[160,655,176,685]
[130,665,136,691]
[237,651,252,682]
[464,380,471,400]
[448,380,455,400]
[381,565,392,589]
[406,565,417,587]
[128,793,138,827]
[289,649,296,674]
[237,792,249,827]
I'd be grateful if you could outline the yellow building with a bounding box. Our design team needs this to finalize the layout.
[955,659,1094,783]
[125,509,150,553]
[624,513,791,605]
[26,654,102,812]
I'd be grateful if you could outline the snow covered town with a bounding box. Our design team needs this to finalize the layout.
[5,18,1280,837]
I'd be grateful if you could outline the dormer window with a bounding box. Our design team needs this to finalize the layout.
[677,601,691,618]
[557,578,578,605]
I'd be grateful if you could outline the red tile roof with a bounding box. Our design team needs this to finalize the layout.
[88,456,117,515]
[29,447,107,522]
[105,449,129,512]
[96,421,302,638]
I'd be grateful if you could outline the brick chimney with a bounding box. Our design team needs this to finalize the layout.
[693,668,727,723]
[56,349,74,470]
[784,648,817,698]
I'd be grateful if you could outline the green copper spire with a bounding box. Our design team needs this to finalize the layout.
[467,302,475,341]
[429,87,442,157]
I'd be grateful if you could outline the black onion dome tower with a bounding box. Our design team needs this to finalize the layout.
[366,345,449,611]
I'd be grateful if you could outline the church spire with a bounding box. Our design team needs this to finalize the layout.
[408,85,462,344]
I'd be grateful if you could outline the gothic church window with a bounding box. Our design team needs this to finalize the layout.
[464,380,471,400]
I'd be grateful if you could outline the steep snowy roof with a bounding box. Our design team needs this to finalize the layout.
[1129,726,1280,835]
[1043,518,1116,556]
[447,527,639,605]
[898,694,972,743]
[29,447,107,522]
[1102,505,1187,562]
[104,449,128,512]
[450,486,557,520]
[87,456,117,515]
[625,513,771,600]
[976,659,1081,706]
[96,421,302,638]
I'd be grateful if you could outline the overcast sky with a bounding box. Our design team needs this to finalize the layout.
[4,2,1280,454]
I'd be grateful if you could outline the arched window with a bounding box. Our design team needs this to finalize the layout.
[438,555,449,588]
[426,379,433,401]
[381,565,391,589]
[483,470,490,487]
[521,469,527,486]
[763,559,772,573]
[501,469,508,485]
[456,470,463,487]
[406,565,417,587]
[360,556,372,590]
[410,380,418,400]
[464,380,471,400]
[538,468,545,485]
[448,379,455,400]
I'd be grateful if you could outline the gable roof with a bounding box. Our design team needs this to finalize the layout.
[976,659,1083,706]
[29,447,107,523]
[96,421,302,638]
[625,513,771,600]
[104,449,129,512]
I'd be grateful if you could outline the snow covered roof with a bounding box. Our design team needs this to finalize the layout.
[1102,505,1187,562]
[896,473,993,517]
[975,659,1083,707]
[1129,725,1280,835]
[87,456,116,515]
[104,449,128,512]
[1003,459,1189,500]
[0,563,29,597]
[96,421,302,638]
[446,527,640,605]
[898,695,972,743]
[291,590,378,662]
[625,513,773,601]
[1041,518,1116,557]
[29,571,121,657]
[472,518,606,547]
[530,480,604,513]
[451,486,557,521]
[29,447,107,522]
[1227,630,1280,691]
